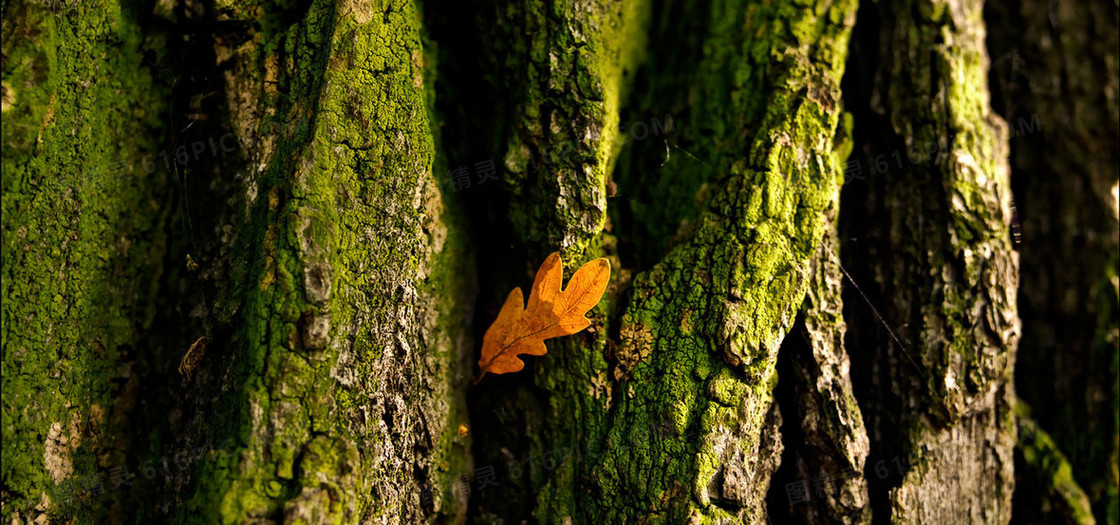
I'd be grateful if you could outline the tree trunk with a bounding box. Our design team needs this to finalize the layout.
[2,3,170,522]
[2,0,1115,524]
[984,0,1120,523]
[841,0,1020,522]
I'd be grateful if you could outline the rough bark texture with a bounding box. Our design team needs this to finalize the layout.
[4,0,476,523]
[768,210,872,525]
[985,0,1120,523]
[424,0,657,521]
[167,1,475,522]
[842,0,1020,523]
[462,0,859,521]
[2,0,1115,523]
[2,2,168,521]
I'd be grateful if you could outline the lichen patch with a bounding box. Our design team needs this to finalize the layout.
[43,413,82,484]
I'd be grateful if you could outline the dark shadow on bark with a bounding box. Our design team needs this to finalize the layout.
[985,0,1120,522]
[424,0,546,519]
[838,0,910,521]
[610,0,717,274]
[125,0,251,516]
[139,61,241,525]
[765,313,810,524]
[122,0,342,519]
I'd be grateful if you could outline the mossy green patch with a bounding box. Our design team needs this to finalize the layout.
[173,1,473,522]
[510,0,859,521]
[1016,407,1097,525]
[2,0,167,520]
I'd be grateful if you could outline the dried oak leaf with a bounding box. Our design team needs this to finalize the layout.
[476,252,611,383]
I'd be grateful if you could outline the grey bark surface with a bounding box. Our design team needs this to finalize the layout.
[770,212,873,524]
[842,0,1021,522]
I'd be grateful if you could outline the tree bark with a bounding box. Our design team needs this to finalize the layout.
[2,3,169,522]
[164,1,477,522]
[840,0,1021,522]
[984,0,1120,523]
[2,0,1115,523]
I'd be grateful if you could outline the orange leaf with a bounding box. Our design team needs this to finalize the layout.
[475,252,611,383]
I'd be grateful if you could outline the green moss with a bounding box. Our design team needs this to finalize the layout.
[1016,409,1097,525]
[1,0,167,520]
[494,0,859,521]
[470,0,654,264]
[173,1,473,522]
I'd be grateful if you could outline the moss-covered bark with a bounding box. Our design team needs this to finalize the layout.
[150,0,477,522]
[1012,405,1097,525]
[454,0,857,521]
[841,0,1020,522]
[768,204,872,525]
[1,1,168,521]
[572,0,858,515]
[425,0,653,520]
[482,0,650,264]
[984,1,1120,523]
[3,0,1115,523]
